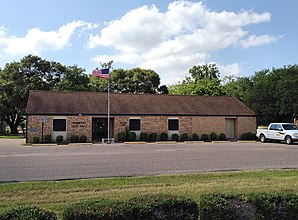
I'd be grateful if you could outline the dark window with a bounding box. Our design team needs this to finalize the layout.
[53,119,66,131]
[168,119,179,131]
[129,119,140,131]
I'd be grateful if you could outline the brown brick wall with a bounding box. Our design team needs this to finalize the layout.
[28,115,256,142]
[237,117,257,137]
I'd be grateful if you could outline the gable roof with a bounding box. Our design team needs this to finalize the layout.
[26,90,255,116]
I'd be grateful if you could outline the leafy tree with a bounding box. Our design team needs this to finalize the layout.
[0,55,66,133]
[168,64,225,96]
[56,65,90,91]
[91,68,161,93]
[223,65,298,124]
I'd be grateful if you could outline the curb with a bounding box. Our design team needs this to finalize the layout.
[68,143,93,146]
[184,141,205,144]
[238,140,257,143]
[212,141,231,144]
[124,142,146,144]
[31,144,58,146]
[156,141,177,144]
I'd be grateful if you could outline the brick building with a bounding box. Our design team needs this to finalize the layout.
[26,90,256,143]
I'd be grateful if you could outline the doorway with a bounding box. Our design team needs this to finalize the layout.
[225,118,236,139]
[92,118,113,142]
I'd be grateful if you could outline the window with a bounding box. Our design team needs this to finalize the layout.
[168,119,179,131]
[129,119,140,131]
[53,119,66,131]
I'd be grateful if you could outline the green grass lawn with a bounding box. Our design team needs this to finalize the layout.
[0,134,25,139]
[1,169,298,219]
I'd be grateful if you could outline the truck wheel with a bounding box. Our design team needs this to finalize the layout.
[260,134,266,143]
[285,136,293,145]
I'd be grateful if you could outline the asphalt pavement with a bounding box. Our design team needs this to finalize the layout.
[0,139,298,182]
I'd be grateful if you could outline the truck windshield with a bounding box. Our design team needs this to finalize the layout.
[282,124,298,130]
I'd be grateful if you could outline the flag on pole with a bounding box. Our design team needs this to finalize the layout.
[92,68,109,79]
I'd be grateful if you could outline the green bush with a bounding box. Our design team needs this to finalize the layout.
[149,132,157,141]
[210,132,217,141]
[69,135,79,143]
[240,132,256,140]
[127,132,136,141]
[181,133,189,141]
[62,194,198,220]
[44,134,52,143]
[117,132,126,142]
[201,134,209,141]
[192,133,199,141]
[199,193,298,220]
[172,133,179,141]
[160,132,168,141]
[140,132,148,141]
[219,133,226,141]
[0,205,57,220]
[31,136,40,144]
[56,135,64,144]
[79,135,87,143]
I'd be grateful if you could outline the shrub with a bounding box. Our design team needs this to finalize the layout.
[201,133,209,141]
[241,132,256,140]
[140,132,148,141]
[79,135,87,143]
[149,132,157,141]
[210,132,218,141]
[117,132,126,142]
[192,133,199,141]
[69,135,79,143]
[181,133,189,141]
[172,133,179,141]
[219,133,226,141]
[56,135,64,144]
[160,132,168,141]
[44,134,52,143]
[31,136,40,144]
[127,132,136,141]
[199,193,298,220]
[62,194,198,220]
[0,205,57,220]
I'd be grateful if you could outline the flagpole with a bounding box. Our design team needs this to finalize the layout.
[107,71,110,144]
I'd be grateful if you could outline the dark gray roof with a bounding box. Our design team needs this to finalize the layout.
[26,90,255,116]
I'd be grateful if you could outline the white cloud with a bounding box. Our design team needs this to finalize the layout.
[88,1,278,84]
[218,63,241,78]
[0,20,95,55]
[239,34,280,48]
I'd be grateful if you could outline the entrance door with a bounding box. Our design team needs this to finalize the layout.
[225,118,235,139]
[92,118,110,142]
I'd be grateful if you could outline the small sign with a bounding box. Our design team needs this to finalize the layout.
[41,116,45,123]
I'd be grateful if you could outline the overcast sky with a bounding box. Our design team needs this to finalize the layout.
[0,0,297,84]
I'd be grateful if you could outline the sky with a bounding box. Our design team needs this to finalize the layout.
[0,0,297,85]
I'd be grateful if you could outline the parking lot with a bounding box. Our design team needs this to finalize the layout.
[0,139,298,182]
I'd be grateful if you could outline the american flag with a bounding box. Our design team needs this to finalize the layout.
[92,68,109,79]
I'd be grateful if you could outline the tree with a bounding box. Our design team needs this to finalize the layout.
[56,65,90,91]
[91,68,161,93]
[223,65,298,125]
[168,64,225,96]
[0,55,66,133]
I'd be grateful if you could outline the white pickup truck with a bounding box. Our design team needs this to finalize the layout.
[256,123,298,144]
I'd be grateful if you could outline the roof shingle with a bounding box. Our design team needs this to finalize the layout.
[26,90,255,116]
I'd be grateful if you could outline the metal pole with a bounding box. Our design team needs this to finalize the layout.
[107,74,110,144]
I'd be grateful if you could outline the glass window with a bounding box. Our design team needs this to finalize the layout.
[53,119,66,131]
[168,119,179,131]
[283,124,298,130]
[129,119,140,131]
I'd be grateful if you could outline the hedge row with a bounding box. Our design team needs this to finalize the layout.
[2,193,297,219]
[117,132,228,142]
[63,194,198,220]
[0,194,198,220]
[31,135,88,144]
[199,193,298,220]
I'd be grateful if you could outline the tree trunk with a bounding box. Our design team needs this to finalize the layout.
[0,118,3,134]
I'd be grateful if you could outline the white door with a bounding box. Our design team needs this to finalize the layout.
[225,118,235,139]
